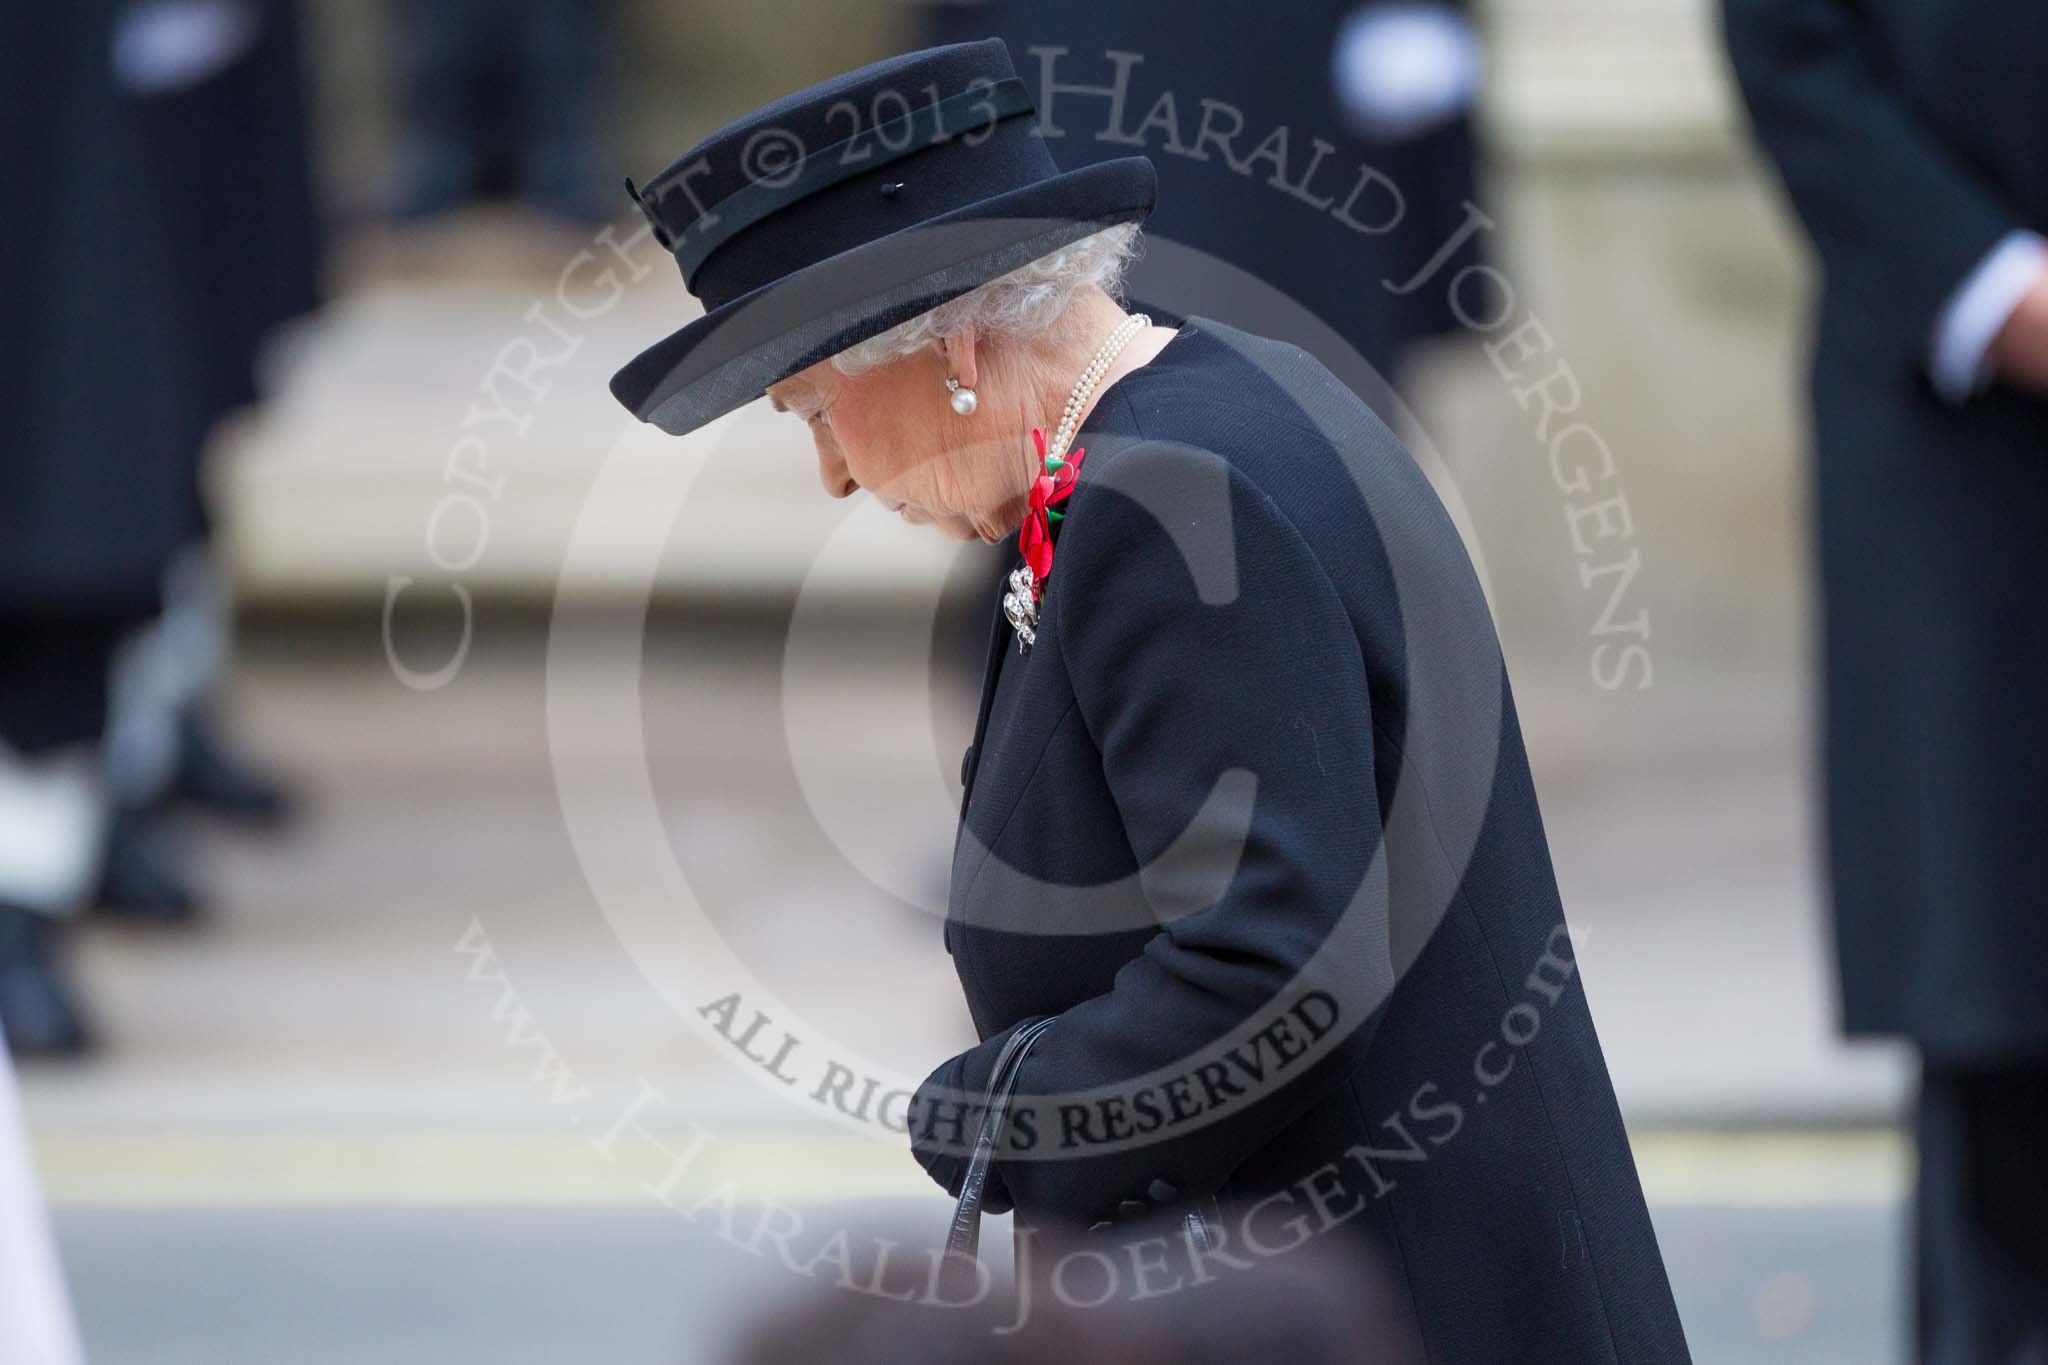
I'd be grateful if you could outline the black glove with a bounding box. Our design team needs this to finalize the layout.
[908,1017,1052,1216]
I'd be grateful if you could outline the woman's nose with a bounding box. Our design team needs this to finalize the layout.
[816,441,857,499]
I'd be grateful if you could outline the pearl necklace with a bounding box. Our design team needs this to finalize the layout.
[1048,312,1150,462]
[1001,313,1151,656]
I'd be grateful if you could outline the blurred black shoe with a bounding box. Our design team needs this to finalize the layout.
[173,711,293,826]
[0,906,93,1058]
[95,806,202,925]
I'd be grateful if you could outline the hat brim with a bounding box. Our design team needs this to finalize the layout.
[609,156,1157,436]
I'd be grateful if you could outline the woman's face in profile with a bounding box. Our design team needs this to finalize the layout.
[768,347,1023,545]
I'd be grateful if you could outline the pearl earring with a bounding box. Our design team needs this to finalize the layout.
[946,377,978,416]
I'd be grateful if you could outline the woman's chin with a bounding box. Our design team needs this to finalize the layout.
[899,508,980,542]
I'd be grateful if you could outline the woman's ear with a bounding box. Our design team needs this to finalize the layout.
[937,328,979,393]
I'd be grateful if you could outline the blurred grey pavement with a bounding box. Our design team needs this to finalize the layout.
[53,1203,1901,1365]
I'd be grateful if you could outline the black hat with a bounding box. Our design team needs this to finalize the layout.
[609,39,1157,436]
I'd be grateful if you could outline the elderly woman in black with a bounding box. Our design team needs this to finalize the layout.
[612,39,1690,1362]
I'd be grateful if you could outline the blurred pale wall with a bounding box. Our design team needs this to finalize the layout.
[1434,0,1812,686]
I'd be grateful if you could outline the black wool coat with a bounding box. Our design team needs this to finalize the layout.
[913,318,1690,1363]
[1723,0,2048,1060]
[1,0,199,612]
[0,0,321,613]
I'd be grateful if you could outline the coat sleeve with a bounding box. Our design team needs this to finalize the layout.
[910,440,1391,1229]
[1720,0,2024,375]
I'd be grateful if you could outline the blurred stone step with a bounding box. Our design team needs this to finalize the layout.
[217,278,958,606]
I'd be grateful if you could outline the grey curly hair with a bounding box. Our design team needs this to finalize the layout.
[830,222,1144,377]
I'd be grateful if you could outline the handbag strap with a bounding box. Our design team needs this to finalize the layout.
[944,1016,1056,1263]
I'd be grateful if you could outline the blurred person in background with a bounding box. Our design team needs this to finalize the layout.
[919,0,1484,422]
[612,39,1689,1362]
[2,0,193,1054]
[97,0,323,924]
[384,0,617,223]
[2,0,324,1054]
[1723,3,2048,1362]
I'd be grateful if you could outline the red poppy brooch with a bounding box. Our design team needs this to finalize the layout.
[1002,427,1084,654]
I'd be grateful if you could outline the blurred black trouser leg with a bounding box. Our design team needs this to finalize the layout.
[385,0,501,217]
[96,563,221,923]
[388,0,612,221]
[0,616,126,754]
[157,548,293,825]
[516,0,611,221]
[93,545,287,923]
[1916,1061,2048,1365]
[0,611,136,1057]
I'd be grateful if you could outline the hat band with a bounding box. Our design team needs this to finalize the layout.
[653,77,1035,289]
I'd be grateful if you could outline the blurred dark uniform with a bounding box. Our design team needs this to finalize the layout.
[1723,3,2048,1361]
[0,0,322,1053]
[921,0,1484,421]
